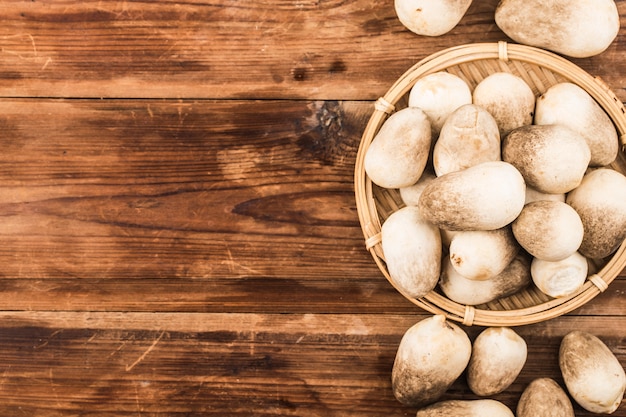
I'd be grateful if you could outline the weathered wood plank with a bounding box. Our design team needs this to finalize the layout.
[0,275,623,314]
[0,98,371,279]
[0,312,622,416]
[0,0,624,100]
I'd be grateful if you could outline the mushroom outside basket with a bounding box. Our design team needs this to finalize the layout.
[354,42,626,327]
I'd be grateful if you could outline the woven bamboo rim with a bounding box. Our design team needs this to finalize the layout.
[355,42,626,327]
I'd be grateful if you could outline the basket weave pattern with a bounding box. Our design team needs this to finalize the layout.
[355,42,626,327]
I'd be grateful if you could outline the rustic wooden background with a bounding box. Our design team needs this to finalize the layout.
[0,0,624,415]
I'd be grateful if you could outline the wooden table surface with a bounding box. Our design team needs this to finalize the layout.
[0,0,624,415]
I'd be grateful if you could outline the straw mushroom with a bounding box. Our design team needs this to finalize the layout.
[502,124,590,194]
[517,378,574,417]
[392,315,472,408]
[394,0,473,37]
[535,82,619,166]
[408,72,472,136]
[566,168,626,259]
[433,104,501,177]
[560,331,626,414]
[512,201,584,262]
[472,72,535,137]
[364,107,432,189]
[439,253,531,306]
[524,186,565,205]
[418,161,526,231]
[467,327,527,396]
[495,0,620,58]
[399,170,437,206]
[416,399,514,417]
[381,206,441,299]
[448,227,519,280]
[531,252,588,298]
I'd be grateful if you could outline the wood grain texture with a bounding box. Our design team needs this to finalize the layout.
[0,312,622,416]
[0,99,369,279]
[0,0,624,100]
[0,0,624,415]
[0,94,622,416]
[0,276,624,314]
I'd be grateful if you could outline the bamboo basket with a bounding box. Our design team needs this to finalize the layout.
[354,42,626,327]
